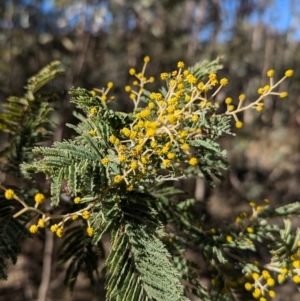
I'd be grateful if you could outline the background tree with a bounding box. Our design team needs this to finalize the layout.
[1,0,300,300]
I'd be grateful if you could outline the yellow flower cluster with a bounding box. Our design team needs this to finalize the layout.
[244,270,276,299]
[282,249,300,285]
[99,59,240,189]
[234,200,269,229]
[90,80,115,103]
[88,60,294,191]
[1,59,295,256]
[49,224,64,237]
[224,69,293,128]
[29,218,46,234]
[1,186,95,238]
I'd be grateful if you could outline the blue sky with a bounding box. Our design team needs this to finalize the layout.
[217,0,300,41]
[8,0,300,41]
[249,0,300,39]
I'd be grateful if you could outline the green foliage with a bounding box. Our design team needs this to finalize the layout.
[0,60,64,175]
[59,225,103,291]
[0,61,64,279]
[0,196,28,280]
[105,196,188,301]
[1,58,299,301]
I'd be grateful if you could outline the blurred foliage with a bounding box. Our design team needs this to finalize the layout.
[0,0,300,300]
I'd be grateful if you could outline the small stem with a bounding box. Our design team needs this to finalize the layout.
[13,207,29,218]
[225,76,287,116]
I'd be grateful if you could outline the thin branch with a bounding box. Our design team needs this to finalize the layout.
[37,229,54,301]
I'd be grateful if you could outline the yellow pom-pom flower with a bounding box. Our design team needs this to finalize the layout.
[109,135,116,144]
[209,228,216,234]
[118,155,126,162]
[162,159,171,168]
[292,275,300,284]
[107,81,114,88]
[167,152,176,160]
[292,260,300,268]
[89,107,97,115]
[146,129,156,137]
[143,56,150,63]
[262,270,270,279]
[256,103,264,112]
[249,201,256,207]
[74,197,81,204]
[34,193,45,204]
[29,225,38,234]
[244,282,253,291]
[101,157,109,165]
[150,141,158,148]
[277,274,285,283]
[209,73,217,80]
[235,121,243,129]
[280,91,288,98]
[177,61,185,68]
[50,224,59,232]
[130,161,138,170]
[89,130,96,137]
[228,105,235,111]
[129,68,136,75]
[225,97,232,105]
[226,235,233,243]
[189,157,198,166]
[252,288,261,298]
[235,216,242,223]
[258,87,264,94]
[126,184,134,191]
[181,144,190,151]
[72,214,79,220]
[239,94,246,101]
[56,227,64,237]
[37,219,45,228]
[220,78,228,86]
[267,278,275,287]
[256,206,264,212]
[82,210,90,219]
[185,95,191,102]
[125,85,131,92]
[4,189,15,200]
[86,227,94,237]
[160,73,168,80]
[140,109,151,118]
[120,127,131,137]
[186,74,197,85]
[267,69,275,77]
[285,69,294,77]
[148,102,156,109]
[268,290,276,298]
[191,115,199,122]
[247,227,254,233]
[114,175,123,183]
